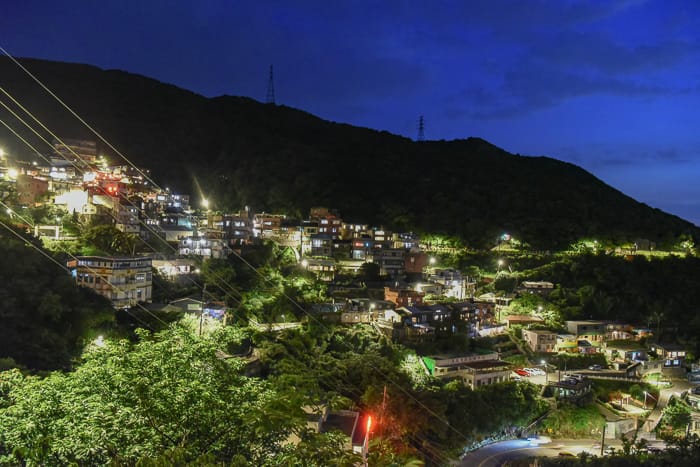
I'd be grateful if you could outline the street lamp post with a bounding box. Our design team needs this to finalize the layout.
[363,415,372,467]
[541,359,548,383]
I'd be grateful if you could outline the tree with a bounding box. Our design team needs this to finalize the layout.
[0,326,321,465]
[0,234,113,370]
[358,262,381,282]
[663,399,692,431]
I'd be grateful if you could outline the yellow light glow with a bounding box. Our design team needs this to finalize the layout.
[7,168,18,179]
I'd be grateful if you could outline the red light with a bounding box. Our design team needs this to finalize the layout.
[366,415,372,433]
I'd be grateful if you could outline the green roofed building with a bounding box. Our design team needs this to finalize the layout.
[422,351,511,389]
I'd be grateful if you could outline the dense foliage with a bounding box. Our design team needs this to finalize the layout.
[519,252,700,355]
[0,325,357,466]
[0,232,113,370]
[536,434,700,466]
[1,57,698,249]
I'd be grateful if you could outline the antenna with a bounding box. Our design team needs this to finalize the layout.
[417,115,425,141]
[266,65,276,105]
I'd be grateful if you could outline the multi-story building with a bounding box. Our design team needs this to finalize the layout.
[519,281,555,296]
[68,256,152,308]
[15,174,49,206]
[178,236,232,259]
[253,213,285,238]
[384,285,424,307]
[422,352,511,389]
[426,268,473,300]
[372,248,405,277]
[566,320,606,343]
[351,237,375,260]
[522,329,558,353]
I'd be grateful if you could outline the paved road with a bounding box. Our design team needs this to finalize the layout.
[460,439,611,467]
[641,380,692,433]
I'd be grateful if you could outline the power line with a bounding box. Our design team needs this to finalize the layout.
[0,88,246,309]
[0,47,475,457]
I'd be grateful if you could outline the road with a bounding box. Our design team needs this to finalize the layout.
[460,438,609,467]
[640,379,693,434]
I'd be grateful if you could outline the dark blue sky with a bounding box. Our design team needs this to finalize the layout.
[2,0,699,225]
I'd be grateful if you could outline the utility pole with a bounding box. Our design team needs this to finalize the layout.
[417,115,425,141]
[266,65,276,105]
[600,424,606,456]
[380,385,387,438]
[199,283,207,336]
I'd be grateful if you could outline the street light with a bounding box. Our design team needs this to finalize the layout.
[363,415,372,467]
[541,359,548,383]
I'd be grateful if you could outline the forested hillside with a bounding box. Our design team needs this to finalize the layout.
[1,57,697,249]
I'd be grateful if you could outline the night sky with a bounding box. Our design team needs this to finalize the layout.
[2,0,699,225]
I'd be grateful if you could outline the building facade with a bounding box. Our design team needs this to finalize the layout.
[68,256,152,308]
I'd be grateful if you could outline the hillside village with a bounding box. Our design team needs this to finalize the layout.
[4,137,700,453]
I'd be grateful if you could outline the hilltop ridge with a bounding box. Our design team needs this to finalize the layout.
[0,57,697,249]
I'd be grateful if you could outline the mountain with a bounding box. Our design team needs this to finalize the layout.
[0,57,697,249]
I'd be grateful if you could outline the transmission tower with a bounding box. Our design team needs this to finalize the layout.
[417,115,425,141]
[266,65,276,105]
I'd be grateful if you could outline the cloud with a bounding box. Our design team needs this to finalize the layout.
[457,68,670,119]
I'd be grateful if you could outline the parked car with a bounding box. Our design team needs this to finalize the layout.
[588,364,603,370]
[515,368,530,377]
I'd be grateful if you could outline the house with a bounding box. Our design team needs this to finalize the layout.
[649,343,687,369]
[167,297,227,320]
[519,281,555,296]
[340,310,377,324]
[252,212,285,238]
[384,286,424,307]
[548,376,592,402]
[556,334,578,353]
[599,405,636,439]
[310,233,333,257]
[321,410,370,457]
[422,352,511,389]
[522,329,558,353]
[303,258,335,281]
[504,314,544,328]
[396,305,452,328]
[426,268,472,300]
[684,392,700,436]
[605,322,636,341]
[372,248,406,277]
[603,340,648,363]
[577,339,598,354]
[178,236,232,259]
[16,174,49,206]
[566,320,605,343]
[289,406,370,458]
[351,237,375,260]
[152,257,196,280]
[404,250,428,274]
[67,256,152,308]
